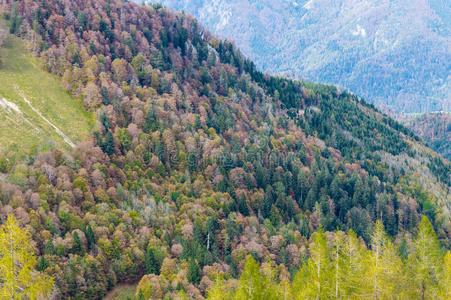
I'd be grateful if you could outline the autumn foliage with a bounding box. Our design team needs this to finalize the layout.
[0,0,449,299]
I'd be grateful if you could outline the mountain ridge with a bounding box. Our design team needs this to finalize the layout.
[144,0,450,114]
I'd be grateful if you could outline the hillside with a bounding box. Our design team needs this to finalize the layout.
[0,0,449,299]
[145,0,450,114]
[0,19,92,154]
[403,113,451,160]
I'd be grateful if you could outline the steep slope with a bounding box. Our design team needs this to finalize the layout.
[403,112,451,160]
[0,20,92,154]
[145,0,451,114]
[0,1,449,299]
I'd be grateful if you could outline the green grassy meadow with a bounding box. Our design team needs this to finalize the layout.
[0,23,92,154]
[103,284,137,300]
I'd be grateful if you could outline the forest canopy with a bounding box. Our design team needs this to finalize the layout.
[0,0,449,298]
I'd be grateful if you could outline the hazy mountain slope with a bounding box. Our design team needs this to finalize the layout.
[145,0,451,114]
[404,113,451,160]
[0,20,92,154]
[0,0,449,298]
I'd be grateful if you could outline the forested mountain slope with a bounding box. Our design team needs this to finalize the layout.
[403,112,451,161]
[144,0,450,114]
[0,0,449,299]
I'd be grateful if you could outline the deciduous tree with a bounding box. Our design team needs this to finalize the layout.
[407,216,442,299]
[0,215,54,299]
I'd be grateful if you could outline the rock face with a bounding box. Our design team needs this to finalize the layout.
[144,0,450,114]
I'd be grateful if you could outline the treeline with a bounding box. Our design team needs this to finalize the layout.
[204,218,450,300]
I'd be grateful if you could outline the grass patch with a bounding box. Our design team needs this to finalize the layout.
[104,284,137,300]
[0,21,92,154]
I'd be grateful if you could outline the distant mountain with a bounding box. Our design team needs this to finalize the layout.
[142,0,451,114]
[404,113,451,160]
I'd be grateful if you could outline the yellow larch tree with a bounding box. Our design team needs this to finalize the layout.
[367,220,404,298]
[407,216,442,299]
[0,214,54,299]
[291,228,333,299]
[438,251,450,299]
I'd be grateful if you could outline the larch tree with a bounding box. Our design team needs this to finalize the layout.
[233,255,266,300]
[438,251,450,299]
[336,230,370,298]
[207,258,282,300]
[407,216,442,299]
[332,230,346,298]
[276,265,291,300]
[0,214,54,299]
[260,261,284,300]
[367,220,404,298]
[206,277,232,300]
[291,228,333,299]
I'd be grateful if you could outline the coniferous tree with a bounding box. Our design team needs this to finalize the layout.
[72,231,84,255]
[206,277,231,300]
[44,240,55,255]
[0,215,54,298]
[234,255,266,300]
[238,193,249,216]
[9,2,20,34]
[407,216,442,299]
[338,230,370,297]
[145,247,161,275]
[188,151,198,173]
[37,255,49,272]
[439,251,451,299]
[187,258,201,284]
[367,220,404,298]
[145,105,159,132]
[84,225,96,251]
[331,230,366,298]
[292,228,333,299]
[103,131,115,155]
[101,86,110,105]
